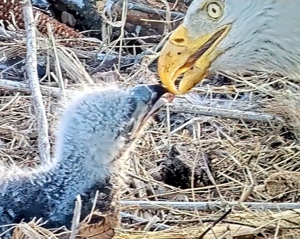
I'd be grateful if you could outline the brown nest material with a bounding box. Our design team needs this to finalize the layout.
[265,171,300,201]
[1,1,84,43]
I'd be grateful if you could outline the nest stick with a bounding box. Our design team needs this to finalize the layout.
[196,209,232,239]
[22,0,51,164]
[0,78,283,125]
[128,3,185,19]
[0,78,68,97]
[170,103,283,123]
[120,201,300,211]
[120,212,170,230]
[69,195,82,239]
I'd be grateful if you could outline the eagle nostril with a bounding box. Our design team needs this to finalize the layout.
[174,38,185,44]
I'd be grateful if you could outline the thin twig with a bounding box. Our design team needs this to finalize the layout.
[120,212,170,230]
[0,25,22,40]
[117,0,128,71]
[127,3,184,19]
[160,0,171,35]
[239,166,255,202]
[197,209,232,239]
[87,190,99,223]
[69,195,82,239]
[120,201,300,211]
[46,22,66,101]
[21,0,51,164]
[144,215,160,231]
[201,152,225,202]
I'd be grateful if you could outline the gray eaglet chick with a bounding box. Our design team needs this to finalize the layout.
[0,84,171,237]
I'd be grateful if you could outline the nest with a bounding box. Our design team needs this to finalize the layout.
[0,1,299,239]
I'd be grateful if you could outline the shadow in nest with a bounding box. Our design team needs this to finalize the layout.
[149,145,214,189]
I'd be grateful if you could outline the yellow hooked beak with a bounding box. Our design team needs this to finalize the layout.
[157,24,231,95]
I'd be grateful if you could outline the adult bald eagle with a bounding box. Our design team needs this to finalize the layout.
[158,0,300,94]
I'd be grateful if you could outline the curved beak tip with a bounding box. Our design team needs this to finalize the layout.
[157,24,231,95]
[157,49,181,95]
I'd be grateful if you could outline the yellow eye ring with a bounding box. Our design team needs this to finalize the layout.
[206,2,223,20]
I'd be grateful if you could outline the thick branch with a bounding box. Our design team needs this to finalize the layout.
[22,0,51,164]
[120,201,300,211]
[0,78,65,97]
[170,103,283,123]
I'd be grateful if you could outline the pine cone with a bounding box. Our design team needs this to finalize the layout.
[0,1,84,39]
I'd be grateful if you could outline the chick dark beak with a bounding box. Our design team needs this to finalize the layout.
[130,84,174,123]
[145,84,174,121]
[146,84,171,103]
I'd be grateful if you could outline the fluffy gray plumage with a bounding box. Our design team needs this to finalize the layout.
[0,84,167,238]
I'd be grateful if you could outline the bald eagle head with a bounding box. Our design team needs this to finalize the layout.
[158,0,298,94]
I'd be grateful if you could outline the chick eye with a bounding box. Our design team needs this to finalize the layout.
[206,2,223,20]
